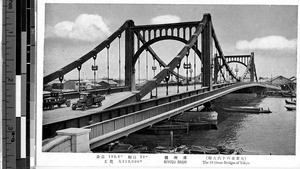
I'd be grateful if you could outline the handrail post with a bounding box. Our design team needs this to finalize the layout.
[56,128,91,153]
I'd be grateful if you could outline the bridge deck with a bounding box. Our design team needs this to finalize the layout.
[43,92,134,125]
[87,82,272,148]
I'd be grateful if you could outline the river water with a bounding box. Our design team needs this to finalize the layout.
[118,92,296,155]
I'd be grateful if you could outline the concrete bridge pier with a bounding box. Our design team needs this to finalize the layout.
[203,102,212,111]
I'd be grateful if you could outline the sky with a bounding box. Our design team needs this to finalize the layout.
[43,2,298,81]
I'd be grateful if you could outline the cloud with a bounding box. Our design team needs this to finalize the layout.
[45,14,111,42]
[151,15,181,24]
[236,36,297,50]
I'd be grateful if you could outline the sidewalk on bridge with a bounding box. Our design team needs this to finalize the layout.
[43,91,134,125]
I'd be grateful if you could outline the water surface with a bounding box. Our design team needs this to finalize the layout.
[119,97,296,155]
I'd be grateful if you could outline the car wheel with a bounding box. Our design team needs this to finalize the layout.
[72,104,77,110]
[82,105,87,111]
[66,101,71,107]
[58,104,61,108]
[98,102,102,107]
[49,105,54,110]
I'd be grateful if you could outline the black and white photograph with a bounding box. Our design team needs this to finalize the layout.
[36,0,299,168]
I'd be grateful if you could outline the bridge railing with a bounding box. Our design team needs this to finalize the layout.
[84,82,237,142]
[43,86,130,100]
[42,135,72,152]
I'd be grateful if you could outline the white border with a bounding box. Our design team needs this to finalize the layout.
[36,0,300,168]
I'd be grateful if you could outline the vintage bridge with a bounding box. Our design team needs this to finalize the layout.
[42,14,279,152]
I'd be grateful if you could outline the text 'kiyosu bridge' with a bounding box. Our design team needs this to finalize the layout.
[42,14,278,152]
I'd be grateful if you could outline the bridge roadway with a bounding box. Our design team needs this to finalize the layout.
[43,92,135,125]
[43,82,279,139]
[43,83,229,139]
[43,85,200,125]
[81,82,279,149]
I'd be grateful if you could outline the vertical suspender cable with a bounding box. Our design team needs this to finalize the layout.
[138,58,140,84]
[107,44,110,84]
[138,39,140,84]
[186,54,189,91]
[150,57,154,98]
[177,63,180,93]
[94,57,96,85]
[194,44,196,89]
[153,58,156,76]
[118,34,121,85]
[77,65,82,97]
[146,50,149,80]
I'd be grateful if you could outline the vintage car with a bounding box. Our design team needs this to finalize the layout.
[71,92,105,111]
[43,92,71,110]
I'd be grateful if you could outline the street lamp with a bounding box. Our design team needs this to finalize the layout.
[184,62,191,91]
[151,58,157,98]
[165,72,170,96]
[176,62,181,93]
[92,54,98,86]
[235,64,239,80]
[189,67,193,84]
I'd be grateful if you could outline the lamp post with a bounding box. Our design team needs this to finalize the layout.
[165,72,170,96]
[176,63,181,93]
[59,75,64,93]
[189,67,193,88]
[151,60,157,98]
[183,62,191,91]
[92,54,98,86]
[235,64,239,80]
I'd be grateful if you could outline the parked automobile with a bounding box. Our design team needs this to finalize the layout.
[71,92,105,111]
[43,92,71,110]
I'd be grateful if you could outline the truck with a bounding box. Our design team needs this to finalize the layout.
[71,92,105,111]
[43,92,71,110]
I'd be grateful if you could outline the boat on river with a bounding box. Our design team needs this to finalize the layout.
[284,105,296,111]
[223,106,271,114]
[147,123,189,134]
[285,99,296,105]
[171,120,217,130]
[170,110,218,130]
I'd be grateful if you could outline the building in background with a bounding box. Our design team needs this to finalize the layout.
[267,75,296,91]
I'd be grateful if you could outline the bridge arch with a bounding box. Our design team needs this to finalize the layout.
[225,61,247,67]
[133,36,202,66]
